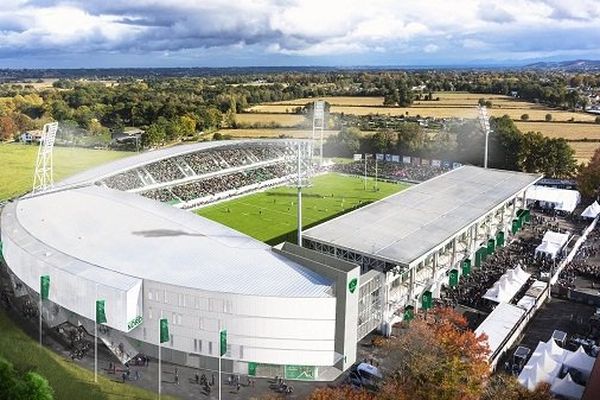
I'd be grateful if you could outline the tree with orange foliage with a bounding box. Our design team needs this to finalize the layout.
[308,386,376,400]
[483,373,555,400]
[377,307,491,400]
[0,115,18,141]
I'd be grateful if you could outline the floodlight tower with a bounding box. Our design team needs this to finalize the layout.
[293,141,313,247]
[312,100,325,165]
[32,122,58,193]
[478,105,491,169]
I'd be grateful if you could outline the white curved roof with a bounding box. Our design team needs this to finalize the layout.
[9,185,332,297]
[57,139,305,188]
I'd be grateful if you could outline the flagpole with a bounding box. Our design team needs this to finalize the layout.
[158,321,162,399]
[364,154,367,191]
[38,291,42,347]
[218,352,222,400]
[94,284,98,383]
[375,157,378,191]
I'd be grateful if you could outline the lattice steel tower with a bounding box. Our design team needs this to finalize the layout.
[32,122,58,193]
[312,100,325,164]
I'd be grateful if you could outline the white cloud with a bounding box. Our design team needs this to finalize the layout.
[0,0,598,65]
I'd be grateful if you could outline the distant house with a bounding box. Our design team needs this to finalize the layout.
[510,91,519,97]
[20,129,43,144]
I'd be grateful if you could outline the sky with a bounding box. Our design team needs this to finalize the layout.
[1,0,600,68]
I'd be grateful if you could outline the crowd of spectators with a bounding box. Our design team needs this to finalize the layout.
[558,229,600,288]
[441,214,557,312]
[332,160,450,183]
[141,163,295,204]
[102,143,294,191]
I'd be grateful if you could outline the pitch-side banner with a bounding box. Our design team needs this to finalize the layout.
[431,159,441,167]
[353,153,362,161]
[392,155,400,163]
[421,159,430,166]
[376,153,384,161]
[385,154,392,162]
[402,156,411,164]
[453,162,462,169]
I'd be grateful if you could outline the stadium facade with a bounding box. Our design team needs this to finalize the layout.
[0,140,541,380]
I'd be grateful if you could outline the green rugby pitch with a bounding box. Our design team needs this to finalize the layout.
[196,173,409,244]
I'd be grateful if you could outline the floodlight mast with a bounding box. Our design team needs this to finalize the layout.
[295,141,312,247]
[32,122,58,193]
[312,100,325,165]
[478,106,491,169]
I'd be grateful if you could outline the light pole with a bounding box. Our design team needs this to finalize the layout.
[478,106,491,169]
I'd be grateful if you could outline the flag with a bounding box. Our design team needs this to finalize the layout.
[40,275,50,300]
[159,319,169,343]
[96,300,107,324]
[421,291,432,310]
[219,329,227,356]
[449,269,459,287]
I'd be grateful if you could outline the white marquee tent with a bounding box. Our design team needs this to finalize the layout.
[563,346,596,379]
[535,231,570,259]
[483,265,531,303]
[550,373,585,400]
[526,185,581,213]
[581,201,600,219]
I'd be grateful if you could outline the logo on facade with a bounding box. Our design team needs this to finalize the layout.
[127,315,143,331]
[348,278,358,294]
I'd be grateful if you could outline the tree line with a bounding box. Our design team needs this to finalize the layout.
[324,115,577,178]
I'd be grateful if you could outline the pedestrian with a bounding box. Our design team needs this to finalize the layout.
[122,372,126,383]
[228,375,232,386]
[195,372,199,384]
[135,370,139,381]
[109,362,113,374]
[175,374,179,385]
[236,383,240,392]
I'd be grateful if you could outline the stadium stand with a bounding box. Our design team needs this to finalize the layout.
[332,160,450,183]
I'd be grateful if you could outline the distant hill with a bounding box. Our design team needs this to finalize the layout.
[523,59,600,71]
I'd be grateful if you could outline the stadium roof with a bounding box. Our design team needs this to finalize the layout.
[9,185,332,297]
[57,139,304,188]
[304,166,542,267]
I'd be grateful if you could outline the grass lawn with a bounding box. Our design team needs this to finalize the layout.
[0,143,131,201]
[0,309,171,400]
[197,173,409,244]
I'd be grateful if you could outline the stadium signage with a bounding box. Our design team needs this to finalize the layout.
[127,315,143,331]
[348,278,358,294]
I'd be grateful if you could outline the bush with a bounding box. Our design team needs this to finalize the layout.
[521,114,529,121]
[595,116,600,124]
[545,113,552,122]
[212,132,223,140]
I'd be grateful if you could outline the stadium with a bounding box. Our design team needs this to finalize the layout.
[0,138,541,382]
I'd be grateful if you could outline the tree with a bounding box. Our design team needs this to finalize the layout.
[308,387,375,400]
[0,357,53,400]
[545,113,552,122]
[324,127,361,157]
[577,147,600,199]
[374,307,490,400]
[0,115,18,141]
[371,130,397,153]
[483,374,554,400]
[521,114,530,121]
[142,120,166,147]
[595,116,600,124]
[396,123,426,154]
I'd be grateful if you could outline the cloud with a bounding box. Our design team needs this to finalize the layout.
[0,0,599,67]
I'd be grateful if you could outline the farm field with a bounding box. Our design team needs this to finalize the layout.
[514,122,600,140]
[0,143,131,201]
[197,173,408,244]
[214,128,340,138]
[568,141,600,164]
[0,309,170,400]
[234,112,305,126]
[247,92,597,123]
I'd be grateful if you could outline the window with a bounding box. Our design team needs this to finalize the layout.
[170,334,173,347]
[193,339,197,352]
[164,289,168,304]
[208,341,213,355]
[177,314,182,326]
[143,328,147,340]
[148,307,153,319]
[208,299,214,312]
[239,345,243,359]
[199,317,204,330]
[148,291,153,300]
[178,294,184,307]
[172,312,177,325]
[198,340,203,353]
[224,300,232,313]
